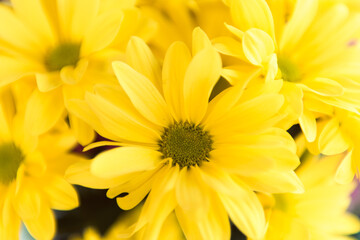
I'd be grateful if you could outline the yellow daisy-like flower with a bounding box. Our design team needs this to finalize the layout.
[0,89,80,240]
[217,0,360,142]
[70,206,184,240]
[259,148,360,240]
[67,29,303,239]
[0,0,152,145]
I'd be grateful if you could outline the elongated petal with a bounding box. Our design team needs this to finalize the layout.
[207,94,284,134]
[36,72,63,92]
[113,61,172,126]
[12,0,56,45]
[242,28,275,66]
[57,0,99,42]
[335,151,355,184]
[2,190,21,240]
[24,88,65,135]
[13,182,41,219]
[299,108,317,142]
[91,147,161,179]
[241,170,304,194]
[42,175,79,211]
[162,41,191,120]
[24,203,55,240]
[81,11,122,55]
[230,0,275,39]
[318,118,349,155]
[176,167,210,218]
[280,0,318,53]
[86,92,160,143]
[192,27,212,56]
[183,48,222,124]
[66,160,128,189]
[126,36,162,91]
[200,165,266,239]
[212,36,247,60]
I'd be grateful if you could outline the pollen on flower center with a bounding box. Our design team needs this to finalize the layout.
[277,55,301,82]
[158,121,213,168]
[44,43,81,72]
[0,142,24,184]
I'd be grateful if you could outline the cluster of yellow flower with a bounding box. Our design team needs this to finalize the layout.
[1,0,360,239]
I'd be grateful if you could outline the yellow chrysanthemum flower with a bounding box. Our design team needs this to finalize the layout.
[0,0,153,145]
[217,0,360,142]
[70,206,184,240]
[259,148,360,240]
[0,89,81,240]
[66,29,303,239]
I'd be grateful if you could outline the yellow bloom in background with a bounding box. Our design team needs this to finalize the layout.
[0,89,81,240]
[0,0,154,145]
[66,29,303,239]
[70,206,184,240]
[137,0,231,57]
[217,0,360,143]
[259,146,360,240]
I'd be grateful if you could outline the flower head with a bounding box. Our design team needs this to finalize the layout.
[67,29,303,239]
[0,89,81,240]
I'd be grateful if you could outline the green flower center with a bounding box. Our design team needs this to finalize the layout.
[0,142,24,184]
[159,121,213,168]
[44,43,81,72]
[277,55,301,82]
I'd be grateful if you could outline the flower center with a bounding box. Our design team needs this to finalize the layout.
[159,121,213,168]
[44,43,81,72]
[277,55,301,82]
[0,142,24,184]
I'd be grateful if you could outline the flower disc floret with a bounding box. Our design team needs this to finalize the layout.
[44,43,81,72]
[159,121,213,168]
[0,142,23,184]
[277,56,301,83]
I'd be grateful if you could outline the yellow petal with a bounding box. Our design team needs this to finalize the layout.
[23,203,55,240]
[299,108,317,142]
[2,189,21,240]
[192,27,212,56]
[300,77,344,96]
[65,160,125,189]
[280,0,318,53]
[81,10,122,55]
[68,114,95,146]
[60,59,88,85]
[67,99,122,141]
[112,61,172,127]
[126,36,162,92]
[0,4,44,55]
[176,167,210,218]
[35,72,63,92]
[212,36,247,60]
[57,0,99,42]
[183,47,222,124]
[230,0,275,39]
[220,64,261,85]
[24,88,65,135]
[335,151,355,184]
[318,118,349,155]
[42,175,79,211]
[162,41,191,121]
[207,94,284,134]
[200,165,266,239]
[13,182,41,220]
[241,170,304,194]
[242,28,275,66]
[114,170,155,210]
[91,147,161,179]
[12,0,56,45]
[86,92,159,143]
